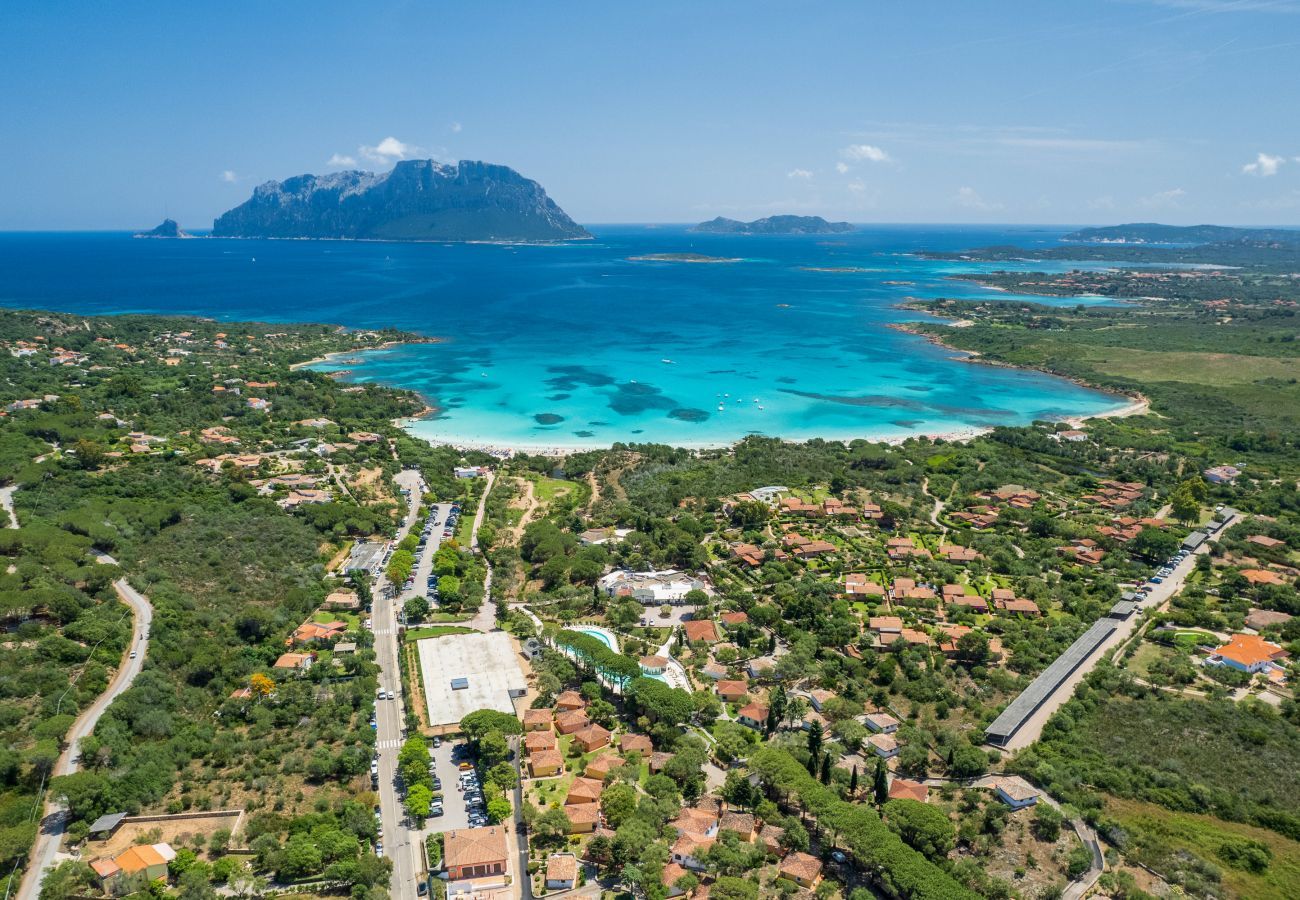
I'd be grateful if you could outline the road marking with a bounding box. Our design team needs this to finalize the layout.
[377,738,403,750]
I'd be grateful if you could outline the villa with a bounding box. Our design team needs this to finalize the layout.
[1207,633,1288,680]
[598,569,706,604]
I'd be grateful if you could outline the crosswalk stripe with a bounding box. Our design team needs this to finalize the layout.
[376,739,402,749]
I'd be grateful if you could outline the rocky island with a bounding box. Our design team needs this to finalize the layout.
[134,218,188,238]
[212,159,590,243]
[690,214,856,235]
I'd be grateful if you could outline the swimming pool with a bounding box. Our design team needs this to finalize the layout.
[571,625,669,682]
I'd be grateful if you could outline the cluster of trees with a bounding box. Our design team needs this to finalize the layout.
[749,746,979,900]
[554,629,641,689]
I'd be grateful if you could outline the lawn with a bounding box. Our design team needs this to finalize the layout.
[1106,797,1300,900]
[1077,347,1300,386]
[532,476,575,504]
[403,625,478,643]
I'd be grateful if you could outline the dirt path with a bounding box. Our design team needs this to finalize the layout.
[921,476,947,533]
[0,484,17,529]
[504,478,539,547]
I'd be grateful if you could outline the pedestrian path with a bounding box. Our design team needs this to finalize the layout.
[376,738,404,750]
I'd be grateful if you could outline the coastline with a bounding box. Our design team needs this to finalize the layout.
[291,338,441,371]
[887,320,1150,422]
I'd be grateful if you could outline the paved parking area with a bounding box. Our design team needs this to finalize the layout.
[425,740,474,834]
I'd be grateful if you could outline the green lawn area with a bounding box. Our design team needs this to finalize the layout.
[530,476,575,504]
[1077,347,1300,386]
[403,624,478,643]
[1107,797,1300,900]
[315,609,361,628]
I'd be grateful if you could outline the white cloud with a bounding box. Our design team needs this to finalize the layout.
[449,122,462,133]
[220,170,238,183]
[787,168,813,180]
[360,136,420,164]
[835,161,850,175]
[1138,187,1186,209]
[327,153,358,167]
[841,144,891,163]
[1242,152,1285,176]
[847,180,867,193]
[954,186,1002,211]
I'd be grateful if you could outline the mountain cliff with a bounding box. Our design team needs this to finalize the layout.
[212,160,590,243]
[134,218,188,238]
[690,215,856,235]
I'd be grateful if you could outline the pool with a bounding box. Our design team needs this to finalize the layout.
[571,625,669,683]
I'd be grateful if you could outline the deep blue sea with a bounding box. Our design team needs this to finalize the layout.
[0,226,1130,450]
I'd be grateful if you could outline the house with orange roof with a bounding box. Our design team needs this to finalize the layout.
[843,573,885,598]
[888,778,930,803]
[545,853,579,891]
[1207,634,1288,677]
[718,811,758,842]
[715,680,749,703]
[523,708,553,732]
[620,733,653,755]
[939,544,983,563]
[273,652,313,672]
[720,610,749,627]
[868,616,903,638]
[524,731,558,753]
[555,709,590,735]
[564,803,600,833]
[736,701,769,730]
[779,851,823,889]
[682,620,720,643]
[564,777,604,806]
[443,826,508,880]
[528,749,564,778]
[290,620,347,645]
[91,843,176,888]
[670,833,714,871]
[555,690,586,711]
[584,753,625,781]
[1241,568,1286,586]
[573,723,612,753]
[951,595,989,614]
[1247,534,1285,548]
[994,597,1041,617]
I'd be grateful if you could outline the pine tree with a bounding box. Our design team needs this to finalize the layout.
[807,725,822,760]
[806,754,818,777]
[849,765,859,795]
[819,752,831,784]
[873,758,888,805]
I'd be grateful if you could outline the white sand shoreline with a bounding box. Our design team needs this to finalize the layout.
[394,397,1144,458]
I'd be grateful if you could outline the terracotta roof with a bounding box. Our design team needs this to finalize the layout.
[529,749,564,774]
[524,708,553,727]
[620,733,653,754]
[565,777,605,805]
[444,826,508,870]
[555,690,586,709]
[737,701,769,722]
[565,803,601,825]
[716,679,748,697]
[780,851,823,883]
[114,844,167,874]
[888,778,930,803]
[682,620,720,643]
[1213,633,1287,668]
[546,854,578,884]
[720,611,749,626]
[525,731,558,752]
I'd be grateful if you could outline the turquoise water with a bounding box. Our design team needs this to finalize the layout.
[572,626,617,651]
[0,226,1130,449]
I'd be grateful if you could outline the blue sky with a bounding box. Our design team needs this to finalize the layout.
[3,0,1299,228]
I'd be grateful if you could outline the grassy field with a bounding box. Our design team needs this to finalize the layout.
[403,624,478,643]
[532,476,575,503]
[1107,797,1300,900]
[1075,347,1300,386]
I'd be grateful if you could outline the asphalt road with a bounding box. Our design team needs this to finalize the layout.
[1002,511,1239,751]
[17,579,153,900]
[373,471,455,900]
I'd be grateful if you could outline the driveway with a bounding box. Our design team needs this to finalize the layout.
[18,579,152,900]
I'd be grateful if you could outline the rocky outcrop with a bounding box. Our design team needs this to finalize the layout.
[212,160,589,243]
[134,218,187,238]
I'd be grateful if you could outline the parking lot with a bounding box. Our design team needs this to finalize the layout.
[424,739,482,834]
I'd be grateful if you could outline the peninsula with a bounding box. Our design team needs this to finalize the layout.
[212,159,590,243]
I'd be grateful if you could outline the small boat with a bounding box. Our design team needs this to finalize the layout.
[717,404,725,412]
[661,358,673,364]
